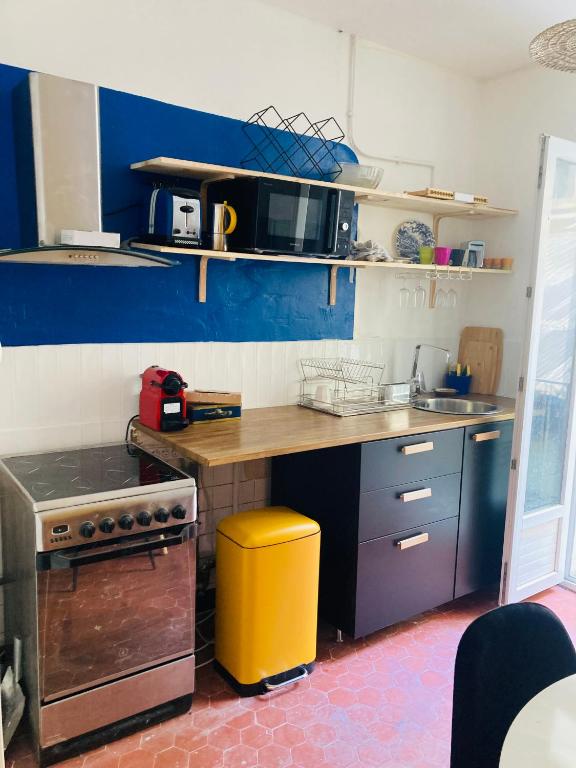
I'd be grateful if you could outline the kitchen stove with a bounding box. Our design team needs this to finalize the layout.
[0,442,198,766]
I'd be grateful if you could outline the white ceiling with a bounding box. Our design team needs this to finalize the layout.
[258,0,576,79]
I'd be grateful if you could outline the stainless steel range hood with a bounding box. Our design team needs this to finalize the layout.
[5,73,175,267]
[29,73,103,246]
[0,246,179,267]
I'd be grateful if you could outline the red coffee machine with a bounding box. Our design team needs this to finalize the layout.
[139,366,189,432]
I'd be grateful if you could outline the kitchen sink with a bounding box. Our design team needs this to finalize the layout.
[412,397,502,416]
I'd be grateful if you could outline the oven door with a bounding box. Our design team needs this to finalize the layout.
[37,524,197,703]
[255,179,340,256]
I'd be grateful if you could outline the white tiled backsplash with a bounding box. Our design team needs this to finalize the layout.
[0,338,395,456]
[0,338,390,562]
[0,335,472,562]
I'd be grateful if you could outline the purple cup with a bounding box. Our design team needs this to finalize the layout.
[434,247,452,265]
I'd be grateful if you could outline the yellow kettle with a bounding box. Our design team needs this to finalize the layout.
[212,200,237,251]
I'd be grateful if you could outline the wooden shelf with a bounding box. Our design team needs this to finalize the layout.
[130,158,516,310]
[131,243,512,306]
[130,157,518,220]
[131,243,510,273]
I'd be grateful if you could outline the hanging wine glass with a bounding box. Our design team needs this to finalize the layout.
[399,277,410,309]
[435,286,446,308]
[447,287,457,308]
[413,280,426,309]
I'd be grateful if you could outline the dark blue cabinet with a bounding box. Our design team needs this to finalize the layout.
[454,420,514,598]
[272,420,513,638]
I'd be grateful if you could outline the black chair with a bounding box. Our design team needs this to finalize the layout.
[451,602,576,768]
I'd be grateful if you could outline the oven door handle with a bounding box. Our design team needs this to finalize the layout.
[47,522,199,570]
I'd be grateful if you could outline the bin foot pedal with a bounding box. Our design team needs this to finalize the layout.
[213,661,315,697]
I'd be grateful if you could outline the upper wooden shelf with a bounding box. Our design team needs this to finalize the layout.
[130,157,518,220]
[131,243,512,275]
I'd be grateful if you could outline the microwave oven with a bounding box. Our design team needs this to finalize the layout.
[206,177,355,258]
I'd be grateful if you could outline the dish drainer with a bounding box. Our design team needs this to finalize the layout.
[298,358,411,417]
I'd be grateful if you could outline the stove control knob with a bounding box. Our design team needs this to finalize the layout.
[99,517,116,534]
[171,504,187,520]
[137,510,152,527]
[154,508,170,523]
[118,514,134,530]
[80,521,96,539]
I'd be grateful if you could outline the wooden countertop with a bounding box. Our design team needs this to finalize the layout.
[134,396,515,467]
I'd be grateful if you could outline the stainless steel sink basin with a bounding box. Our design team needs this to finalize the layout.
[412,398,502,416]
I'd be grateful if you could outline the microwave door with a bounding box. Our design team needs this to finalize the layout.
[302,186,332,256]
[256,180,326,255]
[258,182,303,253]
[293,185,310,254]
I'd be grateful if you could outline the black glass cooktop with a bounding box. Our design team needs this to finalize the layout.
[2,444,188,503]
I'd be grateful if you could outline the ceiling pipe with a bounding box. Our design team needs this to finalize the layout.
[345,33,436,185]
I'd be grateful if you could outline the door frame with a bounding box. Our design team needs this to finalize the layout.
[501,134,576,603]
[562,457,576,586]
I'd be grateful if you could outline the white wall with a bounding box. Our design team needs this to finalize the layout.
[0,0,517,454]
[345,42,512,387]
[467,65,576,398]
[0,0,349,123]
[351,40,481,365]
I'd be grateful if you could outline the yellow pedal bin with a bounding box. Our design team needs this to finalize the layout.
[215,506,320,696]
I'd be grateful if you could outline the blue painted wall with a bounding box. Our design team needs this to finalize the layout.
[0,63,28,249]
[0,64,357,346]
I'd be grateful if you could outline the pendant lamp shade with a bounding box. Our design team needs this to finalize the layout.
[530,20,576,72]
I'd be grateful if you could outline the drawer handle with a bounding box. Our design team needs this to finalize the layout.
[396,532,429,550]
[472,430,501,442]
[401,441,434,455]
[400,488,432,503]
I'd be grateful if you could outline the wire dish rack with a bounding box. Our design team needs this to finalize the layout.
[241,106,345,181]
[299,358,411,417]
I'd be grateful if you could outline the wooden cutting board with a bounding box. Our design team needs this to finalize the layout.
[458,327,503,395]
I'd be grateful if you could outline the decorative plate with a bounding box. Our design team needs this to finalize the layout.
[394,220,435,260]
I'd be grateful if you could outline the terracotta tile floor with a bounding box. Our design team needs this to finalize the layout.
[7,586,576,768]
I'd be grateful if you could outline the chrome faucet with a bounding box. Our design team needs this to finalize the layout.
[410,344,451,397]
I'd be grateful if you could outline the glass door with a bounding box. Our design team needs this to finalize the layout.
[502,135,576,603]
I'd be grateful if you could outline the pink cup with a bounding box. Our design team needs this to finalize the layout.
[434,247,452,265]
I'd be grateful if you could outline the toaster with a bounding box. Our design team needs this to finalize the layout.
[144,187,202,247]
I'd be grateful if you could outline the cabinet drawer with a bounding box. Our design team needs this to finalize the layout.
[360,428,464,492]
[359,473,461,542]
[355,516,458,637]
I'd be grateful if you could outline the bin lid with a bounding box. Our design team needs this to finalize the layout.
[217,506,320,548]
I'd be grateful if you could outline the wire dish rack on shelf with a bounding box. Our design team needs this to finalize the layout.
[299,358,411,417]
[241,106,345,181]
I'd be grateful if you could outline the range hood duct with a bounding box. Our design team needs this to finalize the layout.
[29,73,102,247]
[4,73,172,268]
